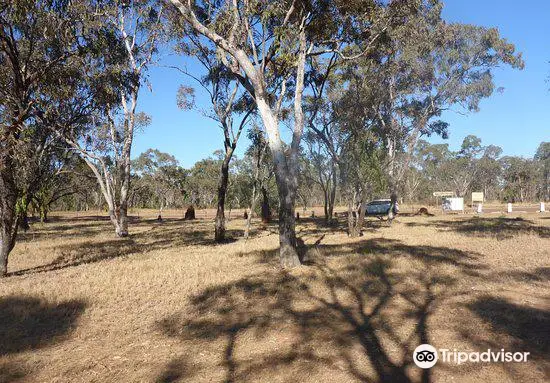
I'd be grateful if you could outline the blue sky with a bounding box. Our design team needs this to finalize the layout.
[132,1,550,168]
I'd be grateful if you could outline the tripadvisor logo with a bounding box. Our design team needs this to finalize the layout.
[413,344,438,369]
[413,344,530,369]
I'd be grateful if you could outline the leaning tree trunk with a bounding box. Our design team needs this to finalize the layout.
[215,159,230,242]
[0,164,19,277]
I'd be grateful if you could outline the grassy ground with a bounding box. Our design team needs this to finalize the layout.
[1,209,549,382]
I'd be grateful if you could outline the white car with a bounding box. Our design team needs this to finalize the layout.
[364,199,399,216]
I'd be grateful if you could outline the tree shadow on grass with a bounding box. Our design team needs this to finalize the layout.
[249,237,485,279]
[10,222,213,277]
[17,215,182,243]
[0,361,26,383]
[156,357,198,383]
[0,296,87,381]
[462,295,550,379]
[294,216,384,238]
[405,217,550,240]
[495,267,550,283]
[16,219,110,243]
[156,238,482,383]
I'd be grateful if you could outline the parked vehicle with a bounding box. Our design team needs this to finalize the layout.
[364,199,399,216]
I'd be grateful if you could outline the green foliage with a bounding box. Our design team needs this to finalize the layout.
[500,156,539,202]
[132,149,187,209]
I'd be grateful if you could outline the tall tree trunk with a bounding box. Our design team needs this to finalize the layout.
[347,190,365,237]
[108,208,124,237]
[386,134,398,224]
[215,158,230,242]
[16,194,31,232]
[118,202,128,236]
[117,101,134,238]
[347,198,358,237]
[327,166,337,223]
[249,18,306,268]
[244,184,257,240]
[328,186,336,222]
[18,208,30,232]
[356,201,366,232]
[256,96,300,266]
[244,147,262,240]
[323,189,329,221]
[0,164,18,277]
[255,96,301,267]
[277,181,300,268]
[387,184,398,224]
[261,186,271,223]
[40,204,48,223]
[0,222,17,277]
[104,199,128,237]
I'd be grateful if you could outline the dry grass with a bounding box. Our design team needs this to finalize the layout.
[1,209,549,383]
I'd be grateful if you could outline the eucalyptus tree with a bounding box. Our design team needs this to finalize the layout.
[449,138,503,200]
[444,135,485,197]
[534,142,550,201]
[60,0,165,237]
[302,131,337,222]
[167,0,411,266]
[339,130,387,236]
[414,140,452,195]
[302,64,348,222]
[473,145,503,201]
[500,156,539,203]
[32,151,86,223]
[346,0,523,220]
[242,125,273,238]
[186,156,221,207]
[172,28,255,242]
[15,128,75,228]
[133,149,187,215]
[0,0,101,276]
